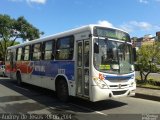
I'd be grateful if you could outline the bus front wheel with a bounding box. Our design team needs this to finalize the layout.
[56,79,69,102]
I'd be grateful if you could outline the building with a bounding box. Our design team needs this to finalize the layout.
[156,31,160,41]
[132,34,155,50]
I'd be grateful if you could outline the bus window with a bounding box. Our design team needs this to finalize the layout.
[16,47,23,61]
[44,41,54,60]
[84,41,89,67]
[56,36,74,60]
[32,43,41,60]
[24,46,30,61]
[6,50,11,61]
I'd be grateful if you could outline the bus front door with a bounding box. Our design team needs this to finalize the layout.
[76,40,90,98]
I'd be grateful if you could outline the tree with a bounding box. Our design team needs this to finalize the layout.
[0,40,20,60]
[137,42,160,81]
[0,14,44,61]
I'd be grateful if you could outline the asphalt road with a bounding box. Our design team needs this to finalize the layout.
[0,77,160,120]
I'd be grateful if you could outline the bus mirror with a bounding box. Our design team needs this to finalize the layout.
[132,48,136,62]
[94,42,99,53]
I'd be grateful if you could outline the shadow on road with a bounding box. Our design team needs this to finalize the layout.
[0,78,127,113]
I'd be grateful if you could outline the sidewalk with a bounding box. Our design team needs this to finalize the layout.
[135,87,160,102]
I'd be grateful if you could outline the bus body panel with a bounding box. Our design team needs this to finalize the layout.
[7,60,76,95]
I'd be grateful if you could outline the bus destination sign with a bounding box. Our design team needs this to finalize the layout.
[94,27,131,42]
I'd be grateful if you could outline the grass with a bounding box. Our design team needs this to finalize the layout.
[136,75,160,82]
[137,82,160,89]
[136,77,160,89]
[135,71,160,89]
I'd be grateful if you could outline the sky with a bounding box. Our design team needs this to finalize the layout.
[0,0,160,38]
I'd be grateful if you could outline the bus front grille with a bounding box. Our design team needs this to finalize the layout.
[109,84,128,89]
[112,90,127,95]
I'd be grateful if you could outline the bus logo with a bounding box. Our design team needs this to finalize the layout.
[118,84,122,89]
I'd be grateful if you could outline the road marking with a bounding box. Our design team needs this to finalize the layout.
[49,106,67,112]
[95,111,108,116]
[69,103,108,116]
[0,100,35,106]
[14,85,30,91]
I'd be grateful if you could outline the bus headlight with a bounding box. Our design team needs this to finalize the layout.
[131,65,134,71]
[93,78,109,89]
[130,81,136,87]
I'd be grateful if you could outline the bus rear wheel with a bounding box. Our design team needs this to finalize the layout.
[2,72,5,77]
[56,79,69,102]
[17,72,22,86]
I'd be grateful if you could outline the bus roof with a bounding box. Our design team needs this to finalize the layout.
[7,24,128,49]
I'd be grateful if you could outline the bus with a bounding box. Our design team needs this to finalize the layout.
[5,25,136,102]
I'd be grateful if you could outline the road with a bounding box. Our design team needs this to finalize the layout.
[0,77,160,120]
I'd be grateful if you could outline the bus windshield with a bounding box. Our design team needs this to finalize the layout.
[94,38,134,74]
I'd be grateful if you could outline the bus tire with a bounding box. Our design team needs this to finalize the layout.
[17,72,22,86]
[56,79,69,102]
[2,72,5,77]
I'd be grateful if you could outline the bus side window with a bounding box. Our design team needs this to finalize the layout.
[44,40,54,60]
[6,50,11,61]
[52,40,55,60]
[84,41,89,67]
[55,36,74,60]
[32,43,41,61]
[16,47,23,61]
[24,45,30,61]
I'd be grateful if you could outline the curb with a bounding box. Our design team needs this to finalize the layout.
[137,86,160,90]
[133,93,160,102]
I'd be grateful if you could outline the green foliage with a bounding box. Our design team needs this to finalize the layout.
[151,64,160,73]
[0,40,20,60]
[14,16,44,41]
[136,79,160,89]
[0,14,44,61]
[136,42,160,81]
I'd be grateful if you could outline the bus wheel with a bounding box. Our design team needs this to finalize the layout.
[2,72,5,77]
[17,72,22,86]
[56,79,69,102]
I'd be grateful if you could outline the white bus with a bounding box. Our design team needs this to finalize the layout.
[5,25,136,102]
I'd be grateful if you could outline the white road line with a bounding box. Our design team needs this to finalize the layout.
[0,100,35,106]
[49,106,66,111]
[69,103,108,116]
[14,85,30,91]
[95,111,108,116]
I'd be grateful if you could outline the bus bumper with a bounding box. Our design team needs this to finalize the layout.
[91,85,136,102]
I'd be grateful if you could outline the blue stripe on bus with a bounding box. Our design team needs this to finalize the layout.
[31,61,74,80]
[105,74,134,80]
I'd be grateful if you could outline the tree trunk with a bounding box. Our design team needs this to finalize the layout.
[140,70,144,81]
[144,71,150,81]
